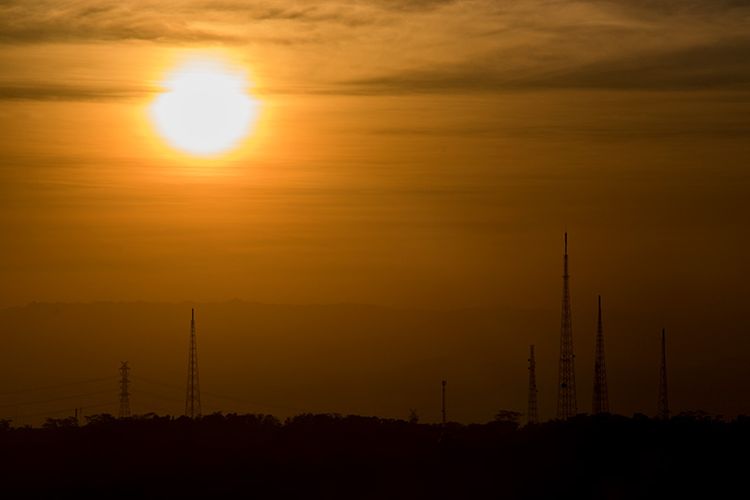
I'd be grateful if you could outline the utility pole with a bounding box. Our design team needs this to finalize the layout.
[441,380,447,425]
[185,308,202,418]
[557,233,577,419]
[528,345,539,425]
[119,361,131,418]
[592,296,609,414]
[657,328,669,419]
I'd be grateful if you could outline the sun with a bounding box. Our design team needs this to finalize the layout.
[150,59,259,157]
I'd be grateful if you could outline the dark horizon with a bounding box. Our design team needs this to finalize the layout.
[1,411,746,499]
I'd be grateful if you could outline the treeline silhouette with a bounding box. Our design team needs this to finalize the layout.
[0,412,747,498]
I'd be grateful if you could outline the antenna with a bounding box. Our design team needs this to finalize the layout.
[527,345,539,425]
[557,232,577,419]
[119,361,131,418]
[592,296,609,414]
[185,308,201,419]
[657,328,669,419]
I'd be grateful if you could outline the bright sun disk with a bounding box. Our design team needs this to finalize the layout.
[150,60,259,156]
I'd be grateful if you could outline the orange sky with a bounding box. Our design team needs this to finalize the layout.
[1,0,748,308]
[0,1,749,420]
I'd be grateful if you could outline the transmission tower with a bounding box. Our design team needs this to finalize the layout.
[592,295,609,414]
[441,380,447,425]
[119,361,131,418]
[527,345,539,425]
[185,308,201,418]
[657,328,669,419]
[557,233,577,419]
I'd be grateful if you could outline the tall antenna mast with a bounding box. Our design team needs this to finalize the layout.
[592,296,609,414]
[657,328,669,419]
[185,308,201,419]
[557,232,577,419]
[119,361,131,418]
[527,345,539,425]
[441,380,447,425]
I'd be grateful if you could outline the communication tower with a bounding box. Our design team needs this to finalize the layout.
[185,308,201,418]
[557,233,577,419]
[592,296,609,414]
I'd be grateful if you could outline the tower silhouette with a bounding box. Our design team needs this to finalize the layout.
[527,345,539,425]
[557,233,577,419]
[441,380,447,425]
[592,295,609,414]
[185,308,201,418]
[657,328,669,419]
[119,361,131,418]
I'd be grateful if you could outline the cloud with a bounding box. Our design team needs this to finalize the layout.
[0,1,238,44]
[339,37,750,93]
[536,38,750,91]
[0,0,405,45]
[333,0,750,93]
[366,0,459,11]
[0,82,149,101]
[0,0,749,97]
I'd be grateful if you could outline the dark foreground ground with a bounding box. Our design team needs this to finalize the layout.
[0,413,747,499]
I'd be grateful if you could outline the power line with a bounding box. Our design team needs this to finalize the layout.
[200,390,308,414]
[130,375,183,391]
[3,401,117,421]
[136,389,185,404]
[131,375,308,413]
[0,376,117,396]
[0,389,113,409]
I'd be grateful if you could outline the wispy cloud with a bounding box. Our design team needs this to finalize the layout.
[0,0,398,45]
[334,0,750,93]
[0,0,748,97]
[339,38,750,93]
[0,82,150,101]
[0,1,237,44]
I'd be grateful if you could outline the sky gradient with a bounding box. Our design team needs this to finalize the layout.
[0,1,748,419]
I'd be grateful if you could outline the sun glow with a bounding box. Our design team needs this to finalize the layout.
[150,60,259,156]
